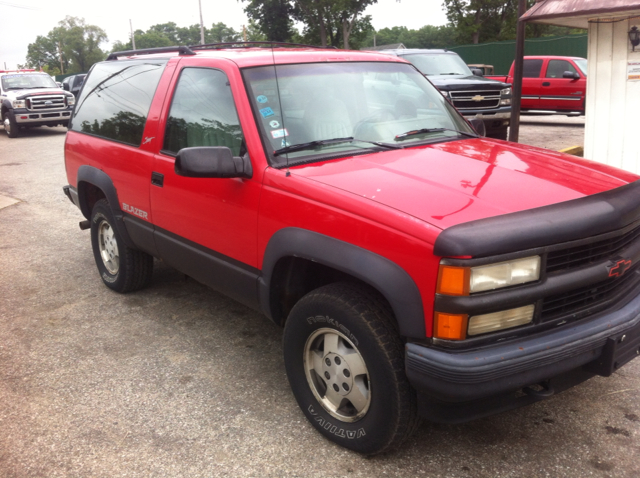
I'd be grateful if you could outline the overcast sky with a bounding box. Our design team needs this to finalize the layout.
[0,0,448,70]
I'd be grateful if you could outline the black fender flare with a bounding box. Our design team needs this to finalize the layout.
[76,165,136,248]
[1,100,12,115]
[259,228,425,338]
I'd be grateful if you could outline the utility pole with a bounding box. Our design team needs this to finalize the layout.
[130,19,136,50]
[508,0,527,143]
[199,0,205,44]
[58,42,64,74]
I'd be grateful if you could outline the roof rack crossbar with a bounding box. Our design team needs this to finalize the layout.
[189,41,336,50]
[106,45,196,61]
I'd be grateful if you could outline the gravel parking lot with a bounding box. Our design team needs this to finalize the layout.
[1,120,639,478]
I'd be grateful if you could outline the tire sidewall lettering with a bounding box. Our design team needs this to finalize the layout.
[306,315,359,347]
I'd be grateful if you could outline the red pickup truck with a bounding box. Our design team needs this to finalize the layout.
[63,44,640,455]
[487,56,587,115]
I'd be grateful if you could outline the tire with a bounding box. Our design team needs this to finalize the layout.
[283,282,419,455]
[487,128,508,140]
[90,199,153,293]
[3,111,19,138]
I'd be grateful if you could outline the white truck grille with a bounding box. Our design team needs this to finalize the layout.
[26,95,67,111]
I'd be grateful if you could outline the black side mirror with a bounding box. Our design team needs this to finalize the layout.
[471,68,484,77]
[62,83,69,91]
[175,147,252,179]
[562,71,580,80]
[468,118,486,137]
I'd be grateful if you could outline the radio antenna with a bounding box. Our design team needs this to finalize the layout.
[270,42,290,176]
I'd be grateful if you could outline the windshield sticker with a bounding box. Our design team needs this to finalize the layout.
[281,139,290,148]
[269,120,280,128]
[257,95,268,103]
[260,107,274,118]
[271,128,289,139]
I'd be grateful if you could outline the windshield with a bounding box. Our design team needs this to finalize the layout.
[574,59,587,76]
[401,53,472,76]
[1,73,58,91]
[242,61,474,166]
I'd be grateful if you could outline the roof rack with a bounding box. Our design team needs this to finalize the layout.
[106,45,196,61]
[189,41,336,50]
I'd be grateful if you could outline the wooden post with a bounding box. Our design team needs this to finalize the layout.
[508,0,527,142]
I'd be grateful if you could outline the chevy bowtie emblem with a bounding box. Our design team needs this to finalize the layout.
[471,95,485,101]
[608,258,632,278]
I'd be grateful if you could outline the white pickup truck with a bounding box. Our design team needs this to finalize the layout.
[1,69,75,138]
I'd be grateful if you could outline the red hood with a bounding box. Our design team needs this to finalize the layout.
[291,138,638,231]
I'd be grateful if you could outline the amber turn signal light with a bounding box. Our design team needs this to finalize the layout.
[436,265,470,296]
[433,312,469,340]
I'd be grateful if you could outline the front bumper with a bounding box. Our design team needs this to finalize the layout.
[406,289,640,421]
[13,107,72,126]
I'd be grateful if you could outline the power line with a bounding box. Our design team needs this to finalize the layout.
[0,1,39,10]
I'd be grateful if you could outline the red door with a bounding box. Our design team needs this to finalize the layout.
[538,59,586,113]
[149,58,264,270]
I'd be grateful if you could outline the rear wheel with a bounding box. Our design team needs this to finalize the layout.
[283,283,419,455]
[90,199,153,292]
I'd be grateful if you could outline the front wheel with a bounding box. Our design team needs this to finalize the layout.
[283,283,419,455]
[90,199,153,293]
[3,111,19,138]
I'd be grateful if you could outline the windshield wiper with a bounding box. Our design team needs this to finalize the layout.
[438,72,463,75]
[395,128,477,141]
[274,137,354,156]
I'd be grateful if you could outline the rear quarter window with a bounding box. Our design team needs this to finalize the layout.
[70,59,168,146]
[523,59,544,78]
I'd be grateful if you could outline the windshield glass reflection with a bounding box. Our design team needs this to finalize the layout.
[242,61,474,166]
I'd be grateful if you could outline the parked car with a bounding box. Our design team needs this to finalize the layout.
[1,69,75,138]
[63,44,640,455]
[378,49,511,140]
[62,74,87,98]
[486,56,587,115]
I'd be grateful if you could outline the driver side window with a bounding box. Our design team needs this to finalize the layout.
[164,68,245,156]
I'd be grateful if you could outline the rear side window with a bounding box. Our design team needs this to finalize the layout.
[163,68,244,156]
[70,59,167,146]
[523,59,543,78]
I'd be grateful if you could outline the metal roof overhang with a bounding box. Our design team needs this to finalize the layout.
[521,0,640,29]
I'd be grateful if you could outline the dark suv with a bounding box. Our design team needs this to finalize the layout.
[379,49,512,140]
[63,44,640,455]
[62,74,87,97]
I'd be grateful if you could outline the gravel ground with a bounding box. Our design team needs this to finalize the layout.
[1,121,638,478]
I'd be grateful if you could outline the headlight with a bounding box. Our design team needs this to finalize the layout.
[500,98,511,106]
[437,256,541,295]
[500,87,512,97]
[468,305,535,336]
[12,100,26,109]
[66,96,75,106]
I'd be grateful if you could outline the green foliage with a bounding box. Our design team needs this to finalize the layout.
[25,16,107,74]
[365,24,457,49]
[111,22,242,52]
[442,0,582,45]
[242,0,377,48]
[243,0,295,42]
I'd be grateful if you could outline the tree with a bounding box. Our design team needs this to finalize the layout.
[207,22,241,43]
[243,0,295,42]
[243,0,376,48]
[26,16,107,74]
[442,0,581,45]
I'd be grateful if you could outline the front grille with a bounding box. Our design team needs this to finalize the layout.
[541,265,640,322]
[450,90,500,110]
[547,222,640,273]
[26,95,66,111]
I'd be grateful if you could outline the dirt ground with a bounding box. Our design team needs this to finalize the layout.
[1,119,638,478]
